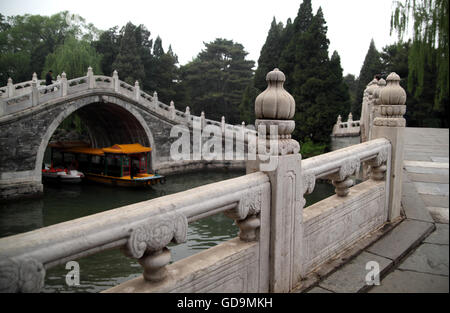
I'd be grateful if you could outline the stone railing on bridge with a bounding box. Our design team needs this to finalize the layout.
[331,113,360,137]
[0,68,256,142]
[0,69,406,293]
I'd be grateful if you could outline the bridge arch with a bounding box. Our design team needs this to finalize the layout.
[35,94,157,180]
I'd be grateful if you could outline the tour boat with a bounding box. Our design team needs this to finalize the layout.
[59,143,165,187]
[42,166,85,184]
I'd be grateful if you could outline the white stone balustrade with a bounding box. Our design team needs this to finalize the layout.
[331,112,361,137]
[0,68,256,144]
[0,69,405,294]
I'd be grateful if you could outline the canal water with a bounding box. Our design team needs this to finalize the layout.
[0,169,336,293]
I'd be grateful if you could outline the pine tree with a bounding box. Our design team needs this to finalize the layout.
[254,17,284,91]
[181,38,254,123]
[353,39,382,117]
[112,22,145,86]
[279,0,314,91]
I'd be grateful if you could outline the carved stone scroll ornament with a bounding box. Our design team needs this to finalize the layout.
[368,146,390,181]
[123,211,187,282]
[327,157,361,197]
[125,211,188,259]
[225,187,262,242]
[302,172,316,195]
[0,257,45,293]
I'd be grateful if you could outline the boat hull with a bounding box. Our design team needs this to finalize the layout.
[84,173,164,187]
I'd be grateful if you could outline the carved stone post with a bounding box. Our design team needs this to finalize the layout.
[112,70,119,92]
[61,72,68,97]
[371,72,406,221]
[134,81,140,101]
[200,111,205,129]
[169,100,175,119]
[7,78,14,98]
[185,106,191,122]
[153,91,158,107]
[246,68,303,292]
[87,66,94,89]
[370,78,386,140]
[31,74,39,107]
[221,116,225,133]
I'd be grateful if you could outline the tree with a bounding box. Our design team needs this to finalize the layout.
[391,0,448,109]
[239,81,259,125]
[150,38,180,103]
[343,74,357,106]
[42,36,103,79]
[381,42,447,127]
[353,39,382,118]
[112,22,145,86]
[279,0,314,92]
[92,26,120,76]
[292,8,349,146]
[254,17,284,91]
[181,38,255,123]
[0,11,97,85]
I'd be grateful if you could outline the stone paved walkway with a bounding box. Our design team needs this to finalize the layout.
[307,128,449,293]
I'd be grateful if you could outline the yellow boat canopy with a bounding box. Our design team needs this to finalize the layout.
[102,144,152,155]
[63,146,105,156]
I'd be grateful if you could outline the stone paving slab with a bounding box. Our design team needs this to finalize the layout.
[369,270,449,293]
[421,194,449,208]
[401,184,434,223]
[413,182,449,197]
[366,219,434,261]
[427,207,449,224]
[307,287,333,293]
[398,243,449,276]
[404,166,449,176]
[404,161,449,169]
[431,157,449,163]
[318,252,392,293]
[423,224,449,245]
[406,172,449,184]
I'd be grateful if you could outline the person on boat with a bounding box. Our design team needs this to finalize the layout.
[130,163,139,179]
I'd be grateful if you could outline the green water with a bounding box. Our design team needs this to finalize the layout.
[0,169,334,293]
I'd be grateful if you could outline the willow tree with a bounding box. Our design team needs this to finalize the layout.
[391,0,449,110]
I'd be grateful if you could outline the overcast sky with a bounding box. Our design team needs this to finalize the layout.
[1,0,400,76]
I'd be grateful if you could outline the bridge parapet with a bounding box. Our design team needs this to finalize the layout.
[331,113,360,137]
[0,70,407,293]
[0,68,257,140]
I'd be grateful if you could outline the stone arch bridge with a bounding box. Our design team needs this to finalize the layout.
[0,68,254,200]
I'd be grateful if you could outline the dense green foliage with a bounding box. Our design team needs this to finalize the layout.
[380,42,448,127]
[252,1,350,150]
[180,38,255,123]
[0,11,97,84]
[352,39,383,118]
[42,37,103,79]
[391,0,448,108]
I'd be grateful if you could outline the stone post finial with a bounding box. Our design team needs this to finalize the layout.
[185,106,190,114]
[134,81,140,101]
[169,101,175,119]
[56,74,61,81]
[7,78,13,97]
[221,116,225,133]
[153,91,158,104]
[337,115,342,123]
[61,72,68,96]
[253,68,299,156]
[348,112,353,122]
[373,72,406,127]
[112,70,119,91]
[255,68,295,120]
[87,66,94,89]
[32,72,38,82]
